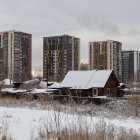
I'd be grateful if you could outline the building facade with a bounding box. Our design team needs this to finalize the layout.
[89,40,122,81]
[0,30,32,82]
[80,63,89,70]
[43,35,80,82]
[122,50,140,83]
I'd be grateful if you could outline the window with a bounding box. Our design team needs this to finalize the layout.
[92,88,98,96]
[90,44,92,54]
[107,88,110,94]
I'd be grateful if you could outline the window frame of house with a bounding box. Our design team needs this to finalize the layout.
[92,88,98,96]
[107,88,110,94]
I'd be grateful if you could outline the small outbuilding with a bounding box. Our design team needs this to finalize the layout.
[60,70,120,97]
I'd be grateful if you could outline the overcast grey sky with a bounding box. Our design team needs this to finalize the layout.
[0,0,140,71]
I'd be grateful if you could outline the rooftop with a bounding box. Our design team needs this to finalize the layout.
[60,70,113,89]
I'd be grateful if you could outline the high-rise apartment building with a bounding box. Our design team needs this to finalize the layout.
[43,35,80,82]
[122,50,140,83]
[0,30,32,82]
[89,40,122,81]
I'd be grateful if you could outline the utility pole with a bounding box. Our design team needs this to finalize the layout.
[10,59,12,85]
[46,50,48,89]
[46,64,48,89]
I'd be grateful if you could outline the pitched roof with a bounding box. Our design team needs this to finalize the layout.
[49,82,61,89]
[60,70,113,89]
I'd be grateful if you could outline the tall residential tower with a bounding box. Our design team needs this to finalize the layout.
[43,35,80,82]
[122,50,140,83]
[89,40,122,81]
[0,30,32,82]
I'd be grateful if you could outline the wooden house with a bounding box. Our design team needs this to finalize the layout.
[59,70,120,97]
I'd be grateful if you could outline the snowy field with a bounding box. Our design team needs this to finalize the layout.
[0,106,140,140]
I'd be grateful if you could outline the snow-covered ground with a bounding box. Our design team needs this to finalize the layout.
[0,107,140,140]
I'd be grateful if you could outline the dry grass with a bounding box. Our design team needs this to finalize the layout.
[0,96,139,140]
[127,94,140,117]
[30,103,140,140]
[0,96,139,119]
[33,119,140,140]
[0,114,13,140]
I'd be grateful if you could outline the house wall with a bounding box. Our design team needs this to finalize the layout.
[62,87,119,97]
[103,87,118,97]
[104,72,119,96]
[105,72,119,87]
[62,88,92,97]
[98,88,104,96]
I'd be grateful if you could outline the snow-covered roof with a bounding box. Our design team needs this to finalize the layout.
[39,81,47,89]
[30,89,46,94]
[92,96,107,99]
[1,88,26,93]
[60,70,113,89]
[49,82,61,89]
[30,88,55,94]
[1,88,56,94]
[2,79,13,86]
[24,79,39,84]
[119,83,125,86]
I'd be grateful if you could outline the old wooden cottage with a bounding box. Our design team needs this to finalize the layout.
[60,70,120,97]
